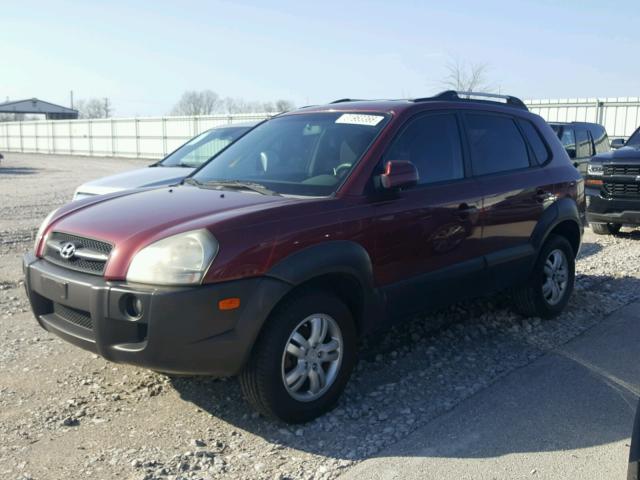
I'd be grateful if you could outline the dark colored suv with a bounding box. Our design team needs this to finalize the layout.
[24,91,584,422]
[586,126,640,234]
[549,122,610,175]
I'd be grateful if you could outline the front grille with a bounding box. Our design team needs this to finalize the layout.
[43,232,112,276]
[603,182,640,198]
[53,303,93,330]
[604,165,640,176]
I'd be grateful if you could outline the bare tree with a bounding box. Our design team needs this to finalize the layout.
[170,91,296,115]
[275,99,295,112]
[171,90,221,116]
[0,113,24,122]
[442,58,493,92]
[76,98,114,119]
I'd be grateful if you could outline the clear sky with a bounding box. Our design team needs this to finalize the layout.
[2,0,638,116]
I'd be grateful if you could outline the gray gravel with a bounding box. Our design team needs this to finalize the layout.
[1,152,640,480]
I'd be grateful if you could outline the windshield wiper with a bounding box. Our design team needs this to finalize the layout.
[182,177,202,186]
[199,180,280,196]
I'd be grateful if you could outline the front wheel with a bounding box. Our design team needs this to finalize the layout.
[239,289,357,423]
[512,234,575,319]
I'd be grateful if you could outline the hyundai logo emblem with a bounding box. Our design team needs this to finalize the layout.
[59,242,77,260]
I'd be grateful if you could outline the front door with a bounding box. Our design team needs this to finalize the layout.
[370,112,485,315]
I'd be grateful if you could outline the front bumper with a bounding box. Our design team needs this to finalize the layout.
[586,188,640,225]
[23,253,290,376]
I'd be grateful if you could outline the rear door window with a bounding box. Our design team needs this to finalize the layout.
[590,126,610,154]
[464,113,530,176]
[575,127,594,158]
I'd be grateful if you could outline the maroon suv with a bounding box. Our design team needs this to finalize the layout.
[24,91,584,423]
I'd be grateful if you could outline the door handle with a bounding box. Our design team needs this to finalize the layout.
[456,203,477,219]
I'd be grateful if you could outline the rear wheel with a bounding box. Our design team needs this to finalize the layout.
[591,222,622,235]
[239,289,357,423]
[512,234,575,319]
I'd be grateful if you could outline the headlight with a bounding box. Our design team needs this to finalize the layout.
[126,229,218,286]
[587,164,604,176]
[34,209,59,253]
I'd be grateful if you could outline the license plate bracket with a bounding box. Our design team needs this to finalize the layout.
[40,275,68,301]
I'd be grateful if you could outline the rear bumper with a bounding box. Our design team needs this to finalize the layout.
[23,253,290,376]
[586,188,640,225]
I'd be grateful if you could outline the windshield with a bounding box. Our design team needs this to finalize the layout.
[627,128,640,147]
[160,126,251,168]
[192,112,389,196]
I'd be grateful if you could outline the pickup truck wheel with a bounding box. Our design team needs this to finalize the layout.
[512,234,575,319]
[591,222,621,235]
[239,290,356,423]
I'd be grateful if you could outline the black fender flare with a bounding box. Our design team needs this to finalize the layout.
[265,240,385,334]
[530,197,583,255]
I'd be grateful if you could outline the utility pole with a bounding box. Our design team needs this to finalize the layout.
[70,90,74,109]
[103,97,112,118]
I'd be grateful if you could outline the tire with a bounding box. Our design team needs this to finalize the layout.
[239,289,357,423]
[591,222,621,235]
[512,234,575,319]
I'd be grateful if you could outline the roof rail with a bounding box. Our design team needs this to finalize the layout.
[413,90,528,110]
[329,98,365,104]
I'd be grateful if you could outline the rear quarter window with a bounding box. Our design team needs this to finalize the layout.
[517,119,550,165]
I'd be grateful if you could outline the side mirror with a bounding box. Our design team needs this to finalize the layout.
[380,160,419,190]
[611,138,626,150]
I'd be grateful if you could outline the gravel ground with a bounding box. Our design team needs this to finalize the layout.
[2,152,640,480]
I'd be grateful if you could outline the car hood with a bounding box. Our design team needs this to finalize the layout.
[49,185,298,279]
[76,166,193,195]
[593,145,640,163]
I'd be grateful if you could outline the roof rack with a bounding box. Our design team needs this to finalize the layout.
[329,98,365,104]
[413,90,528,110]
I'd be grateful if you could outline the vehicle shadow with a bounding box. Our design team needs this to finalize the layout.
[616,229,640,240]
[0,166,40,175]
[170,274,640,464]
[577,241,602,260]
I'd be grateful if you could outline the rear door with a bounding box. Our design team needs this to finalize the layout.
[462,111,551,291]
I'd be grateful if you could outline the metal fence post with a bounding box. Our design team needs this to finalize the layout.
[111,119,116,156]
[135,118,140,158]
[160,117,166,156]
[88,119,93,156]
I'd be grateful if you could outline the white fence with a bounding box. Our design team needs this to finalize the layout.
[1,98,639,159]
[0,113,271,159]
[525,97,640,139]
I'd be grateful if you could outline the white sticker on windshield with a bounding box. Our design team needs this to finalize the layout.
[335,114,384,127]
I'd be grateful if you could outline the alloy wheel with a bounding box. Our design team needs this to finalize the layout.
[542,248,569,306]
[281,314,343,402]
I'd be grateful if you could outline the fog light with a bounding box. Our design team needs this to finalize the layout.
[122,294,144,320]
